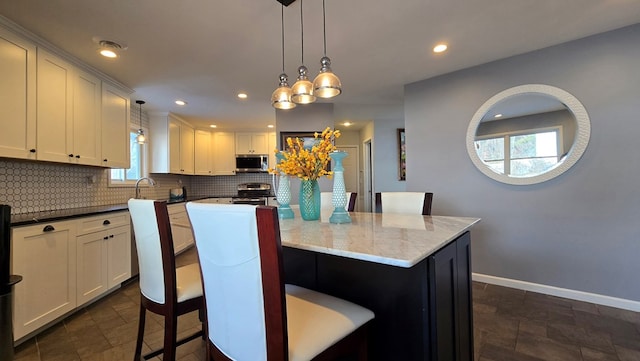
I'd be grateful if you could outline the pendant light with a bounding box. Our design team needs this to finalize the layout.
[271,4,296,109]
[135,100,146,145]
[313,0,341,98]
[290,0,316,104]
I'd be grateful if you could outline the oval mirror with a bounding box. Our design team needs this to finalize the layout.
[466,84,590,185]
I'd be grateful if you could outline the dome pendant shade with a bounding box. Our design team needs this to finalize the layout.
[291,65,316,104]
[313,56,341,98]
[272,73,297,110]
[136,129,146,145]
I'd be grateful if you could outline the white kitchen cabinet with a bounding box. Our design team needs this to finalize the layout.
[0,27,37,160]
[12,220,77,340]
[167,203,194,254]
[194,129,213,175]
[76,212,131,306]
[36,50,102,166]
[150,113,195,175]
[101,83,131,168]
[235,132,268,154]
[211,132,236,175]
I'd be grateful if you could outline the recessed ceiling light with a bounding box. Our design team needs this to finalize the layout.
[237,93,248,99]
[267,124,274,128]
[175,100,187,106]
[433,43,448,53]
[343,121,352,127]
[209,124,217,128]
[494,114,503,118]
[94,39,127,58]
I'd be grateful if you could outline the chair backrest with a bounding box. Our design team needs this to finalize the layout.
[320,192,357,212]
[127,199,178,305]
[186,203,286,361]
[375,192,433,215]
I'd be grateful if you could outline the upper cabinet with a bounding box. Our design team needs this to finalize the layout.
[0,25,131,168]
[212,132,236,176]
[101,83,130,168]
[36,50,102,166]
[150,113,195,175]
[194,129,213,175]
[0,27,36,160]
[268,132,277,170]
[236,132,268,154]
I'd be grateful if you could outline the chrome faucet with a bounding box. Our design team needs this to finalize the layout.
[135,177,157,199]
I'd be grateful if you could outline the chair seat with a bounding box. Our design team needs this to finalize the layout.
[285,284,375,361]
[176,263,203,302]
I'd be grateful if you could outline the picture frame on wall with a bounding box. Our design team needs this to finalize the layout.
[398,128,406,181]
[279,131,323,151]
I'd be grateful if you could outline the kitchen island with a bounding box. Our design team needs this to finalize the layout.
[279,210,480,361]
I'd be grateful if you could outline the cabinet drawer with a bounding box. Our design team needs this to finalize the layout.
[76,211,129,235]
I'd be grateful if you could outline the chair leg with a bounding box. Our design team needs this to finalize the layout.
[163,315,178,361]
[133,303,146,361]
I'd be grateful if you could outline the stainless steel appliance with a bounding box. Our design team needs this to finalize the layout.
[235,154,269,173]
[233,183,272,205]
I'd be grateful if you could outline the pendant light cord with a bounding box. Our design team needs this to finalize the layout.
[322,0,327,56]
[300,0,304,65]
[281,4,285,73]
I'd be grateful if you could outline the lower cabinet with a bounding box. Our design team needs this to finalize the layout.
[167,203,194,254]
[12,220,77,341]
[76,212,131,306]
[12,211,132,341]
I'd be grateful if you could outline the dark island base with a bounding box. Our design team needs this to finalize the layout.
[283,231,473,361]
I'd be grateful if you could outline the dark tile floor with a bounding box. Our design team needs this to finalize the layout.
[13,247,640,361]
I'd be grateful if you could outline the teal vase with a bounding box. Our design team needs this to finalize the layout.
[299,179,320,221]
[329,151,351,224]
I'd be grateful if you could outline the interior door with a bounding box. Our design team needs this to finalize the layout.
[336,145,359,211]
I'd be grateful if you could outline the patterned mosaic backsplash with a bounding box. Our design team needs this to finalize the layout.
[0,157,273,215]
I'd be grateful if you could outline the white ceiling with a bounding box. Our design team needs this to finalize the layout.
[1,0,639,130]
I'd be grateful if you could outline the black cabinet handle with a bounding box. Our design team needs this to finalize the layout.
[109,235,114,238]
[68,154,74,157]
[75,155,80,159]
[43,225,55,232]
[103,159,108,162]
[103,220,111,225]
[103,236,109,240]
[30,149,36,153]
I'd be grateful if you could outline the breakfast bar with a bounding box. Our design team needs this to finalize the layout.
[279,210,480,361]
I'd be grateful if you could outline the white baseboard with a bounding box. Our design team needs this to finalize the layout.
[472,273,640,312]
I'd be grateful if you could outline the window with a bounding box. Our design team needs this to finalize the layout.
[109,127,148,186]
[475,127,562,177]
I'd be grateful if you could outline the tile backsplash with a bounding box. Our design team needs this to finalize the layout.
[0,158,273,215]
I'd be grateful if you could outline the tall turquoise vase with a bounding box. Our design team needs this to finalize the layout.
[275,152,294,219]
[329,151,352,224]
[299,179,321,221]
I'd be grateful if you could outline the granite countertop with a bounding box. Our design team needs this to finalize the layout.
[279,209,480,268]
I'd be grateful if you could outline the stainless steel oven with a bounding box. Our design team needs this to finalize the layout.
[232,183,272,205]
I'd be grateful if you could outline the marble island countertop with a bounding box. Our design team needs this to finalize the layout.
[279,210,480,268]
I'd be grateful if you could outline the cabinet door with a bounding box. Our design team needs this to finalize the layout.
[235,133,253,154]
[12,221,77,340]
[0,28,36,160]
[73,70,102,166]
[101,83,130,168]
[212,132,236,175]
[168,119,182,173]
[77,230,108,306]
[36,49,74,163]
[195,130,212,175]
[250,133,268,154]
[180,125,195,174]
[107,225,132,288]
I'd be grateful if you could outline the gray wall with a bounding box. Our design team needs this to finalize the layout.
[404,24,640,301]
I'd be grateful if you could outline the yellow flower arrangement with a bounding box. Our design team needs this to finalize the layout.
[271,127,341,181]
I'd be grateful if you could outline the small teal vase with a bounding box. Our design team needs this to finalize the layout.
[275,152,294,219]
[299,179,320,221]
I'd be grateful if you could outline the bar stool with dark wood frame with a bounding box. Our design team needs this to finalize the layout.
[128,199,204,361]
[186,203,375,361]
[375,192,433,215]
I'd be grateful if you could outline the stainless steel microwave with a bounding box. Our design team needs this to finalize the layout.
[235,154,268,173]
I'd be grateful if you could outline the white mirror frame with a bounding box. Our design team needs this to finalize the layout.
[466,84,591,185]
